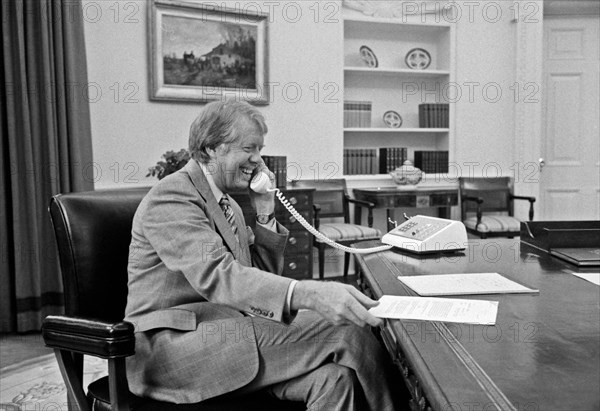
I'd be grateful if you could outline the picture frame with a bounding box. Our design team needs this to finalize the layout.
[148,0,269,104]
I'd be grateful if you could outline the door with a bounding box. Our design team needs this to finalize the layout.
[541,16,600,220]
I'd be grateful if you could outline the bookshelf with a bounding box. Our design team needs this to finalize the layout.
[342,14,455,178]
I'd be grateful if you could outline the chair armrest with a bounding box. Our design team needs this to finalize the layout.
[511,195,536,203]
[312,203,322,230]
[462,196,484,228]
[346,196,376,210]
[42,315,135,359]
[510,195,536,220]
[462,195,484,204]
[346,196,376,227]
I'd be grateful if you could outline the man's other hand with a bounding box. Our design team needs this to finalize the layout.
[291,280,383,328]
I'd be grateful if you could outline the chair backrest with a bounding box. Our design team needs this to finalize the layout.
[293,179,349,222]
[459,177,514,217]
[49,188,149,322]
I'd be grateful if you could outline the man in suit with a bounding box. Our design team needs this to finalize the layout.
[125,100,398,410]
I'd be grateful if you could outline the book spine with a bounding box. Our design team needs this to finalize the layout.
[343,149,348,175]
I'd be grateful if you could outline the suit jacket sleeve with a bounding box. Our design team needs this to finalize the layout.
[139,181,293,323]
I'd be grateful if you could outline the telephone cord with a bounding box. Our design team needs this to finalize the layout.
[270,188,393,254]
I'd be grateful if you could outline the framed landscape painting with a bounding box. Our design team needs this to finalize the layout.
[149,0,269,104]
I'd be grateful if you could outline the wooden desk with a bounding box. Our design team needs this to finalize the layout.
[354,239,600,411]
[353,187,458,230]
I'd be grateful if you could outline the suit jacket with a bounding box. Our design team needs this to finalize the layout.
[124,159,293,403]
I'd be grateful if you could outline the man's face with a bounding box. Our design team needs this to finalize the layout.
[210,117,265,193]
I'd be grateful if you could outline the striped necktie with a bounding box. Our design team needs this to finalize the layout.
[219,195,238,240]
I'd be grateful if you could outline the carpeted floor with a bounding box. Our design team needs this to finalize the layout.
[0,353,107,410]
[0,333,52,368]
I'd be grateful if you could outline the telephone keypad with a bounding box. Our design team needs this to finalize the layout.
[389,216,451,241]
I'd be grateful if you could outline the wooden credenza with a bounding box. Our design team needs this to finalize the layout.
[231,186,314,280]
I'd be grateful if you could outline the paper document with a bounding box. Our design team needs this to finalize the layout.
[369,295,498,325]
[571,272,600,286]
[397,272,538,296]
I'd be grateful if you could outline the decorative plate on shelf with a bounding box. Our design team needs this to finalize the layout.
[405,48,431,70]
[383,111,403,128]
[359,45,378,68]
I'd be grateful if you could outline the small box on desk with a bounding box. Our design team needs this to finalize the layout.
[520,221,600,251]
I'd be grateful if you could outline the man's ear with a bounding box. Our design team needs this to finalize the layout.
[205,146,217,159]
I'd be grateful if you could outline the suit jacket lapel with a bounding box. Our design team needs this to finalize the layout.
[183,160,243,261]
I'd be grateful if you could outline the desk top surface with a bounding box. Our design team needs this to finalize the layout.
[354,239,600,411]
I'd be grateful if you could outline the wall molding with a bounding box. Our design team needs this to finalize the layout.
[513,1,544,217]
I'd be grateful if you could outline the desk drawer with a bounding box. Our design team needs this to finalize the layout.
[276,191,312,210]
[285,231,311,256]
[430,193,458,207]
[394,196,416,207]
[277,210,312,231]
[282,254,311,279]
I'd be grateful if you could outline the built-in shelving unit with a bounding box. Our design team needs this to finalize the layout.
[344,67,451,77]
[342,13,455,178]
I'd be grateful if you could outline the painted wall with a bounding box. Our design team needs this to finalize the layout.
[83,1,524,189]
[453,0,518,179]
[83,0,344,189]
[82,0,530,276]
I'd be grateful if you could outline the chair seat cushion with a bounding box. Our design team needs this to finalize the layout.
[464,216,521,233]
[316,223,382,243]
[87,376,305,411]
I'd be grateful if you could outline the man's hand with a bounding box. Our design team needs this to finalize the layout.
[291,280,383,328]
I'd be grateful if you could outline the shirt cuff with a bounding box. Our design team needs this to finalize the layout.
[256,217,277,232]
[284,280,298,316]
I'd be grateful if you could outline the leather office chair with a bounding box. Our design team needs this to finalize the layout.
[42,188,305,411]
[294,179,381,279]
[459,177,536,239]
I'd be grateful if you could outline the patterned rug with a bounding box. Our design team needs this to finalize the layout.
[0,354,107,410]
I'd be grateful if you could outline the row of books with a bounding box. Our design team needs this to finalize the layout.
[345,101,449,129]
[379,147,408,174]
[419,103,449,128]
[344,149,449,175]
[344,100,372,128]
[344,149,377,175]
[414,151,449,174]
[344,147,407,175]
[262,155,287,187]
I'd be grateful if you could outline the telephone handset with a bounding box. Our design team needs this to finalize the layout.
[249,170,272,194]
[249,172,468,255]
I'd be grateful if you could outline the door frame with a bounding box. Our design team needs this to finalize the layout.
[515,1,600,220]
[513,1,544,219]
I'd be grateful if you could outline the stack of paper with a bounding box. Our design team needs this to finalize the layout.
[571,272,600,286]
[369,295,498,325]
[396,273,538,296]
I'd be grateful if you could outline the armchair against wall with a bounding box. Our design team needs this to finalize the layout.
[459,177,536,239]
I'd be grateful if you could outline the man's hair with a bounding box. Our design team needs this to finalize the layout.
[189,100,268,163]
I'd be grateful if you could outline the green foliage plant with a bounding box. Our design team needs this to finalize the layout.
[147,149,190,180]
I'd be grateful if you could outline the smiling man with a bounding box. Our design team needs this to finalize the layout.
[124,100,399,411]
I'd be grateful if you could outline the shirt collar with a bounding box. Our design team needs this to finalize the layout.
[197,160,224,202]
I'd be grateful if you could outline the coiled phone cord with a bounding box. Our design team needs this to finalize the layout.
[270,188,393,255]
